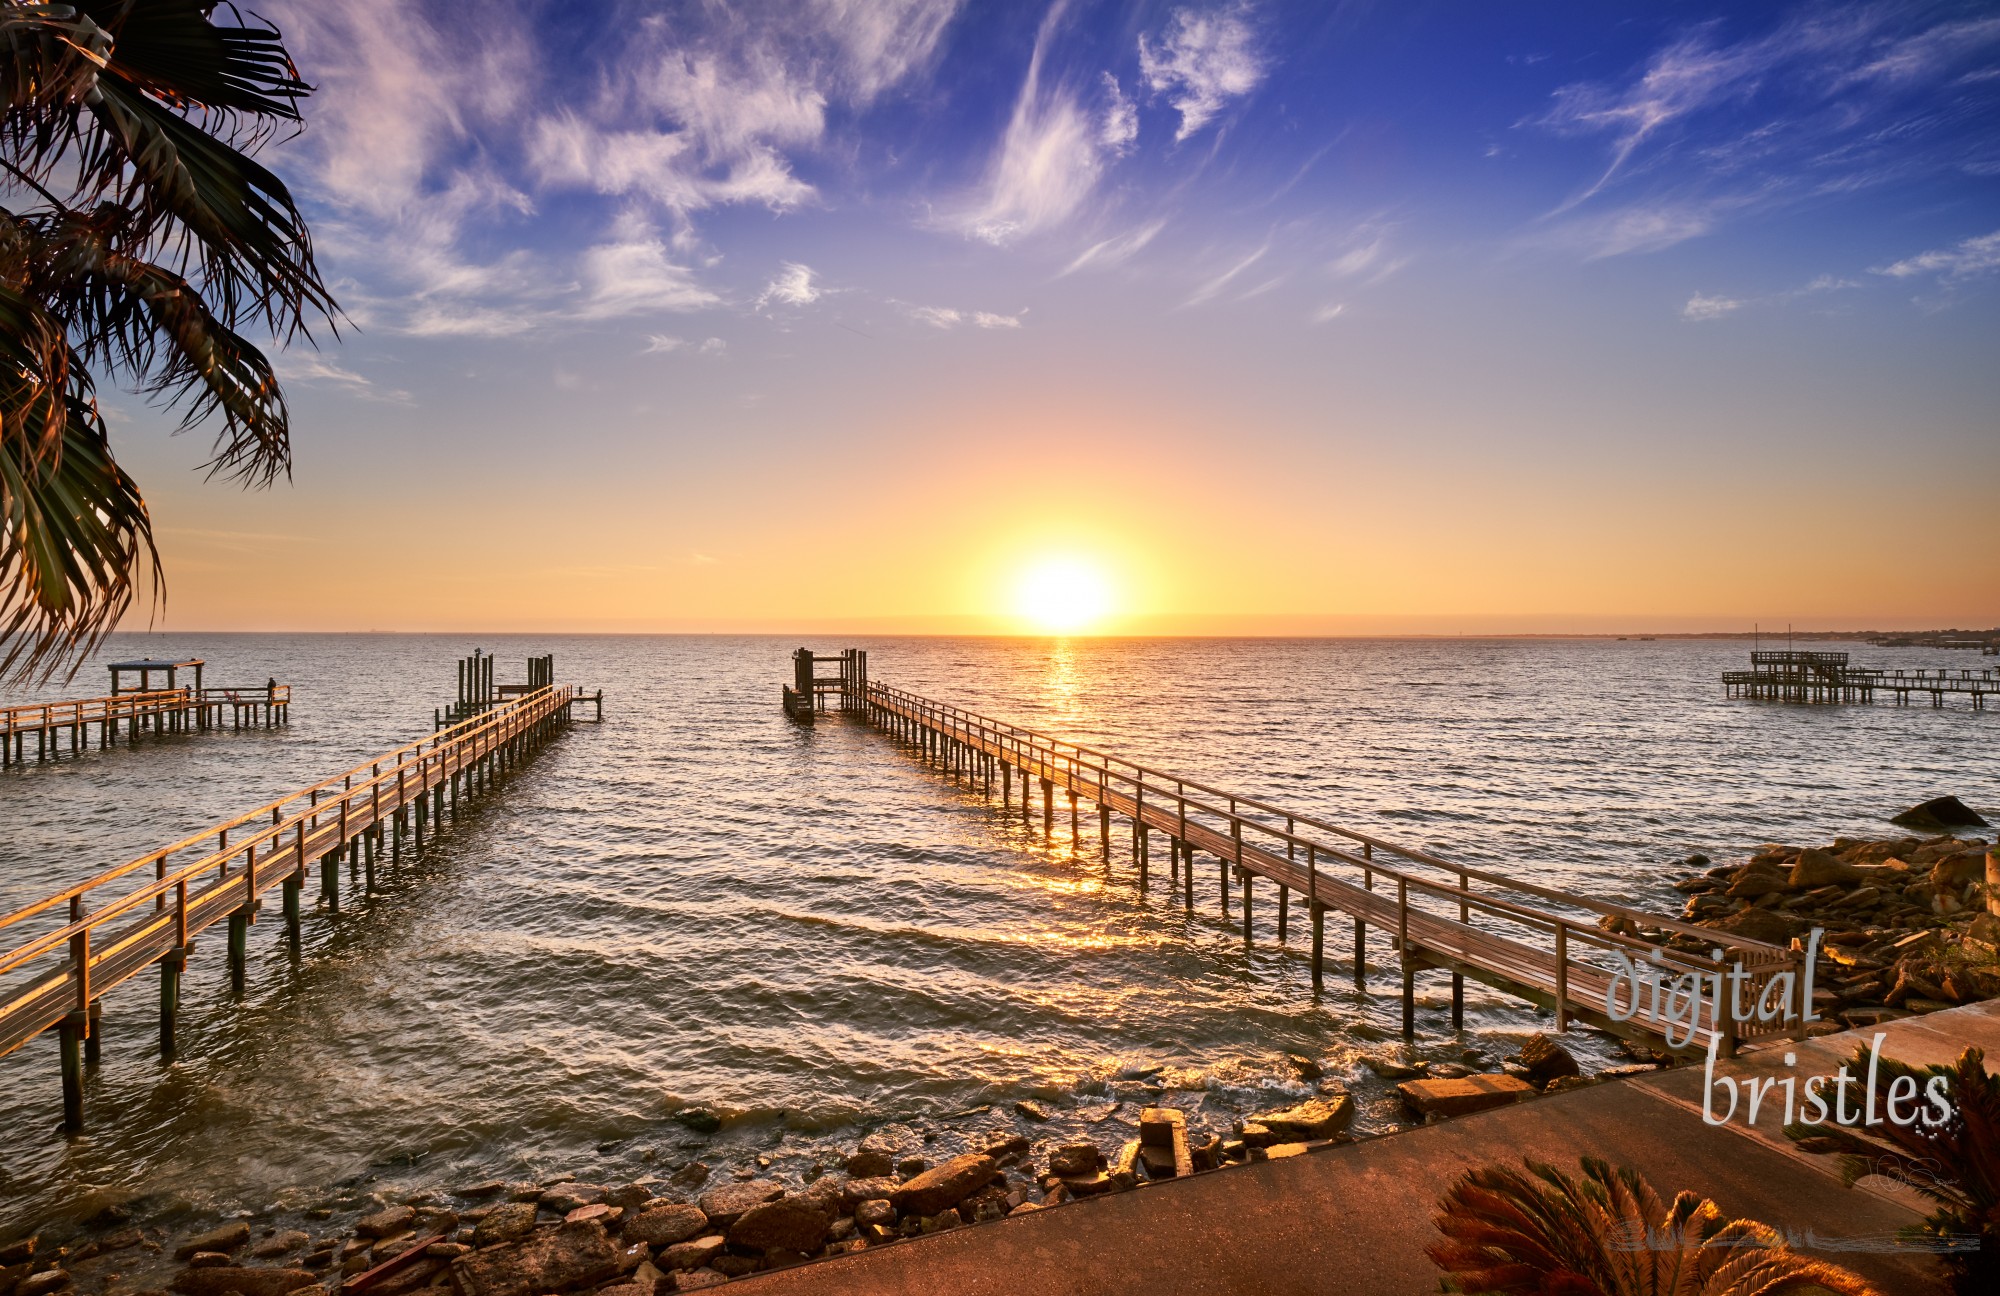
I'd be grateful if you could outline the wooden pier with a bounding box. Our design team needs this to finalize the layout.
[0,679,593,1133]
[2,682,291,768]
[800,663,1809,1060]
[784,647,868,724]
[1724,650,1995,708]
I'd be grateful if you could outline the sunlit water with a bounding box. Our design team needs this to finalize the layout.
[2,634,1995,1241]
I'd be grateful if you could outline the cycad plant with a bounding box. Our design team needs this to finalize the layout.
[1,1,334,682]
[1784,1045,1997,1295]
[1428,1156,1883,1295]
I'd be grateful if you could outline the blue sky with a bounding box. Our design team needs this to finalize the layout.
[120,1,2000,631]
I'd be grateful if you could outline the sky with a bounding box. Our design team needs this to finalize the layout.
[105,0,2000,635]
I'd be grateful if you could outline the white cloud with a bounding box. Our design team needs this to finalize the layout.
[1138,4,1266,141]
[1874,228,2000,280]
[272,354,414,403]
[574,227,722,319]
[1061,220,1167,274]
[955,9,1109,245]
[1551,203,1722,259]
[1100,73,1138,153]
[642,335,687,354]
[1309,302,1345,324]
[1324,228,1411,284]
[1681,293,1743,321]
[903,304,1023,329]
[758,262,822,309]
[699,337,728,356]
[1186,242,1268,305]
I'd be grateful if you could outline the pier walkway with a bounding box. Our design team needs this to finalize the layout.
[859,682,1805,1060]
[0,682,590,1131]
[743,1001,1998,1295]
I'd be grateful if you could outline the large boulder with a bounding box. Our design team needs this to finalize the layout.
[887,1154,998,1218]
[1891,797,1988,832]
[838,1177,901,1212]
[725,1199,830,1255]
[1398,1075,1535,1119]
[470,1203,537,1248]
[449,1220,620,1296]
[1248,1093,1353,1141]
[1699,906,1800,946]
[623,1205,707,1248]
[842,1151,894,1178]
[1724,866,1790,899]
[1517,1035,1581,1089]
[657,1238,724,1273]
[694,1181,782,1230]
[168,1271,315,1296]
[1789,849,1863,890]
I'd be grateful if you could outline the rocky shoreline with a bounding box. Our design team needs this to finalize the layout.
[5,831,1993,1294]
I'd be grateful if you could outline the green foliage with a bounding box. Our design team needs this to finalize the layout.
[1428,1156,1884,1295]
[1784,1045,1998,1295]
[0,0,334,681]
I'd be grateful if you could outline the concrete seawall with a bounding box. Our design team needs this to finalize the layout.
[740,1003,2000,1294]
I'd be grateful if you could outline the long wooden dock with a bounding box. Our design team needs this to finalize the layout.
[0,684,291,768]
[0,681,589,1132]
[1724,650,1995,708]
[852,680,1806,1060]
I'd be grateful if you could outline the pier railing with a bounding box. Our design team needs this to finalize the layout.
[865,682,1803,1056]
[0,684,585,1074]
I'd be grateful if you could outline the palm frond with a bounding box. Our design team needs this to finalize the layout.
[1428,1156,1885,1296]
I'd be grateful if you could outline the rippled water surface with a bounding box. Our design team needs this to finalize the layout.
[2,634,1995,1235]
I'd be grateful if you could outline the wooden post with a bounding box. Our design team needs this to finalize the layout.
[227,909,248,992]
[1310,902,1325,988]
[1554,922,1569,1033]
[159,950,183,1057]
[1041,779,1052,833]
[1099,803,1110,858]
[1399,879,1413,1037]
[59,1012,84,1133]
[1278,885,1289,943]
[1241,871,1252,944]
[1182,842,1194,912]
[283,874,301,944]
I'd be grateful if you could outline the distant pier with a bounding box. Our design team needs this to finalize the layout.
[1723,650,1995,709]
[2,657,289,768]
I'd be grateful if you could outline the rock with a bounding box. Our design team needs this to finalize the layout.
[597,1282,653,1296]
[670,1272,728,1292]
[725,1200,829,1255]
[1056,1173,1119,1197]
[448,1220,621,1296]
[1544,1075,1597,1094]
[708,1255,758,1277]
[538,1185,605,1215]
[1517,1035,1582,1088]
[838,1178,900,1212]
[175,1225,251,1261]
[1285,1053,1323,1081]
[623,1205,708,1249]
[888,1154,999,1217]
[470,1203,537,1248]
[981,1135,1029,1160]
[0,1241,34,1267]
[1891,797,1988,832]
[1700,906,1799,945]
[1725,866,1790,899]
[1398,1075,1536,1119]
[1045,1144,1103,1178]
[566,1205,615,1226]
[657,1238,724,1272]
[248,1234,307,1261]
[1790,849,1863,890]
[457,1182,507,1199]
[602,1185,653,1212]
[1108,1141,1142,1189]
[1264,1144,1309,1159]
[668,1164,710,1190]
[1012,1100,1051,1122]
[1238,1122,1277,1149]
[694,1182,782,1231]
[426,1244,473,1261]
[672,1107,722,1135]
[356,1206,419,1240]
[841,1151,893,1179]
[1249,1093,1353,1142]
[188,1254,234,1270]
[1359,1053,1426,1080]
[17,1273,68,1296]
[854,1200,895,1228]
[167,1271,315,1296]
[893,1156,928,1180]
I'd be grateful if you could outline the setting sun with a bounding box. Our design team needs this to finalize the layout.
[1013,556,1114,634]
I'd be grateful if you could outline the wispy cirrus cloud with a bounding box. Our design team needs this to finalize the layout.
[1061,219,1167,275]
[902,304,1024,330]
[1526,5,2000,257]
[1874,228,2000,281]
[1138,4,1266,141]
[757,262,822,309]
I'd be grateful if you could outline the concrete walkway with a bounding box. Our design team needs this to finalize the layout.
[742,1003,2000,1295]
